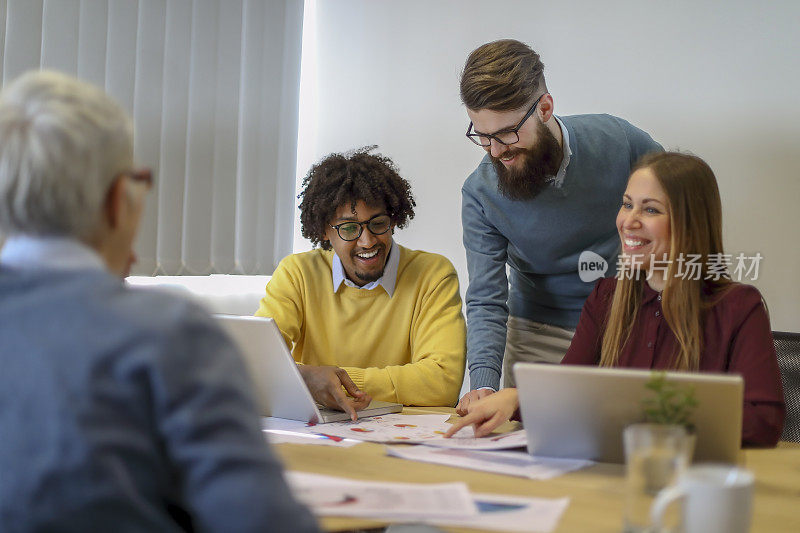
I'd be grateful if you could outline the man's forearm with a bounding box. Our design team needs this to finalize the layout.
[342,355,464,407]
[465,301,508,390]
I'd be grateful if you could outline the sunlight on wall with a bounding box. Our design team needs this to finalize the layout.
[293,0,318,255]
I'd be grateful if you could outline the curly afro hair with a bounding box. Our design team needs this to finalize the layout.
[299,146,416,250]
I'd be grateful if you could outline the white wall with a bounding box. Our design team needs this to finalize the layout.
[296,0,800,331]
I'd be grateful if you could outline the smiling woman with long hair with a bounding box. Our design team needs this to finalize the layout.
[599,152,730,371]
[447,152,785,446]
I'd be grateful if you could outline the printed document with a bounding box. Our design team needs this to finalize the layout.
[287,472,569,532]
[286,471,476,519]
[387,446,593,479]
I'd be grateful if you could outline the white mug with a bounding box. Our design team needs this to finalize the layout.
[650,464,754,533]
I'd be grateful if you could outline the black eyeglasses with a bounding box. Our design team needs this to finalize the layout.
[128,168,153,188]
[466,94,545,147]
[329,214,392,241]
[113,168,154,191]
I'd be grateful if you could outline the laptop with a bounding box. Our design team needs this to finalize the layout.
[215,315,402,423]
[513,363,743,463]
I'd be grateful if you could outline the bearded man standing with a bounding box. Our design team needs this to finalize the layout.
[457,39,662,413]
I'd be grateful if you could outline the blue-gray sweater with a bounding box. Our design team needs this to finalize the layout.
[462,114,662,390]
[0,267,318,532]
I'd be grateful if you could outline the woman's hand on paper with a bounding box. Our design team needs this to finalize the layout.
[445,388,519,438]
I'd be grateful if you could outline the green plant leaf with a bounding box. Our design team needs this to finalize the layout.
[640,371,698,430]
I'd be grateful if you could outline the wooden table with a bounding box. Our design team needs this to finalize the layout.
[275,408,800,532]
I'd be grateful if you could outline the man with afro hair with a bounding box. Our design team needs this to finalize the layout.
[255,148,466,416]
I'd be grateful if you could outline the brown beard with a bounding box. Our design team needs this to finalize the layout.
[491,119,563,200]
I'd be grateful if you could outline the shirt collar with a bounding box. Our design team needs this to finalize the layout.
[331,239,399,297]
[641,280,663,304]
[0,234,106,272]
[548,115,572,188]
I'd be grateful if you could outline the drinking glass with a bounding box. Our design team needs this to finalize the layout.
[623,423,691,533]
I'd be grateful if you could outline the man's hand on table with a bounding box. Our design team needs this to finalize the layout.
[455,388,495,416]
[297,365,371,421]
[446,388,519,438]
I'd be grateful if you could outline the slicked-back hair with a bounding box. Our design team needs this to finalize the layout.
[460,39,547,111]
[0,70,133,239]
[298,147,415,250]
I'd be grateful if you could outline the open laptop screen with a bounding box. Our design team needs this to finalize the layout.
[514,363,743,463]
[215,315,401,423]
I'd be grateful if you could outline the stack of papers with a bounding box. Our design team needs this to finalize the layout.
[271,414,584,531]
[287,471,570,532]
[264,429,361,448]
[264,413,593,484]
[386,446,592,480]
[264,413,528,449]
[287,471,476,519]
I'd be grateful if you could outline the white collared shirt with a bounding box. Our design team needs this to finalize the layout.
[331,239,399,297]
[549,115,572,188]
[0,235,106,271]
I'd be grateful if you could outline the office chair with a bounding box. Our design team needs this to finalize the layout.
[773,331,800,442]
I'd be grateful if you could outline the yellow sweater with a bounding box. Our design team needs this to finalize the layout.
[255,245,466,406]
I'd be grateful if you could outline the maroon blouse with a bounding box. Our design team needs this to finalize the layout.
[562,278,785,447]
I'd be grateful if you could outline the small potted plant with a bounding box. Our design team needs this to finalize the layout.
[626,372,698,496]
[641,371,698,433]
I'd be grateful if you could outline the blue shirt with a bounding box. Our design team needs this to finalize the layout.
[0,235,105,271]
[550,116,572,188]
[0,236,318,532]
[462,114,662,390]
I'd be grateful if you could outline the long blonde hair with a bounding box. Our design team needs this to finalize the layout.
[600,152,731,370]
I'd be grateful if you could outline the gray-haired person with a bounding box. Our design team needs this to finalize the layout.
[0,71,318,532]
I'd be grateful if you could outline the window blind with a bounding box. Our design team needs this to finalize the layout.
[1,0,304,275]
